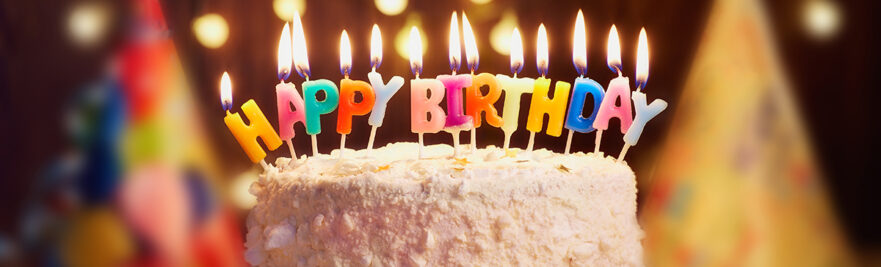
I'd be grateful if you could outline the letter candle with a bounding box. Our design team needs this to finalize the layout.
[462,12,503,151]
[564,10,605,155]
[618,28,667,162]
[525,24,571,152]
[497,28,535,151]
[437,12,473,158]
[220,72,283,169]
[592,25,633,155]
[292,12,340,156]
[366,24,405,157]
[409,27,447,158]
[275,23,307,160]
[337,30,376,159]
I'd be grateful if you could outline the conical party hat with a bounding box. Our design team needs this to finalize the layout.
[640,0,853,266]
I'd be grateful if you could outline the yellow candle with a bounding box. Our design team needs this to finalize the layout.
[526,77,571,137]
[224,99,283,163]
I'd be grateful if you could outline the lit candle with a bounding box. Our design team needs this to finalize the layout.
[564,10,605,155]
[618,28,667,162]
[408,27,446,158]
[220,72,283,168]
[592,25,633,155]
[496,27,535,151]
[275,23,306,160]
[292,12,340,156]
[525,24,571,152]
[366,24,405,156]
[337,30,376,159]
[462,12,502,151]
[437,11,473,158]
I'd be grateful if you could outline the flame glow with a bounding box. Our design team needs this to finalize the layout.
[220,72,232,111]
[536,24,549,77]
[371,24,383,70]
[291,11,310,78]
[636,28,649,90]
[340,30,352,77]
[409,27,423,77]
[510,27,523,75]
[448,12,461,73]
[462,12,479,72]
[277,23,293,81]
[607,25,622,74]
[573,10,587,76]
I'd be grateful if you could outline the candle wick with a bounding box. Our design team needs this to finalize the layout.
[470,70,475,75]
[452,70,457,75]
[372,67,376,72]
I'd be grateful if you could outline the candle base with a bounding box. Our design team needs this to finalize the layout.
[617,144,631,163]
[340,134,347,159]
[286,140,298,168]
[565,130,574,155]
[594,130,603,154]
[526,132,536,152]
[470,128,477,152]
[418,133,424,159]
[311,135,319,156]
[450,130,461,158]
[366,126,378,157]
[503,133,512,151]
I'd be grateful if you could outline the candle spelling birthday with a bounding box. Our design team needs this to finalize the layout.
[409,27,446,159]
[438,12,474,158]
[497,27,534,153]
[564,10,605,155]
[525,23,571,152]
[463,12,503,152]
[592,25,633,155]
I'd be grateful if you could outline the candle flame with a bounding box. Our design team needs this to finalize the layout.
[277,23,292,81]
[370,24,382,70]
[448,11,461,73]
[462,12,479,72]
[340,30,352,77]
[537,24,549,77]
[220,72,232,111]
[636,27,649,90]
[291,11,310,79]
[409,26,423,77]
[607,25,622,74]
[573,10,587,77]
[510,27,523,75]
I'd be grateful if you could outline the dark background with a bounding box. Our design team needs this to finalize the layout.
[2,0,879,256]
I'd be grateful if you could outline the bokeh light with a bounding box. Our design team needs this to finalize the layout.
[375,0,407,16]
[490,10,519,56]
[273,0,305,21]
[230,170,258,209]
[803,0,841,41]
[471,0,493,4]
[68,2,110,48]
[192,14,229,49]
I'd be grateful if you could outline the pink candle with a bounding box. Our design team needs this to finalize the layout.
[592,76,633,133]
[276,83,306,141]
[438,74,473,130]
[410,79,447,134]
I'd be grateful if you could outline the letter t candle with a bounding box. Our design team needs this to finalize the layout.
[496,28,535,151]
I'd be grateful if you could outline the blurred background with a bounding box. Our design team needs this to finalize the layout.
[0,0,878,266]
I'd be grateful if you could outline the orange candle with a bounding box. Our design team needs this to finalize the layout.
[465,73,503,128]
[220,72,283,163]
[337,79,376,134]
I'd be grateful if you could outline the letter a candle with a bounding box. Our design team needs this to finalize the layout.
[462,12,503,151]
[437,12,473,158]
[220,72,283,169]
[564,10,605,155]
[337,30,376,159]
[525,24,571,152]
[366,24,405,157]
[496,28,534,152]
[275,23,307,160]
[292,12,340,156]
[592,25,633,155]
[618,28,667,162]
[409,27,447,159]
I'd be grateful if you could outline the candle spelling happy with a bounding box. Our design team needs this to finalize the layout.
[221,72,283,169]
[275,22,307,160]
[366,24,405,157]
[525,24,571,152]
[462,12,503,151]
[592,25,633,155]
[437,11,473,158]
[337,30,376,159]
[497,27,534,152]
[564,10,605,155]
[408,27,446,159]
[618,28,667,162]
[291,12,340,156]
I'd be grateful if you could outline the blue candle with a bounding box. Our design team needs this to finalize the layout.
[565,77,605,133]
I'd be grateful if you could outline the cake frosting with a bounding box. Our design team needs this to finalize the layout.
[245,142,643,266]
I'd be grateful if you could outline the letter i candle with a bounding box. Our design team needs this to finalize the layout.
[366,24,405,157]
[437,12,473,158]
[564,10,605,155]
[408,27,447,159]
[525,24,571,152]
[592,25,633,155]
[337,30,376,159]
[618,28,667,162]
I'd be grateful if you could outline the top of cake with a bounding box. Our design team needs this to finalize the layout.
[246,143,642,266]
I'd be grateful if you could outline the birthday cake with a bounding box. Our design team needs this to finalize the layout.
[244,142,643,266]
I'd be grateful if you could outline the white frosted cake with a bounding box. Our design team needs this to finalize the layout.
[245,142,643,266]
